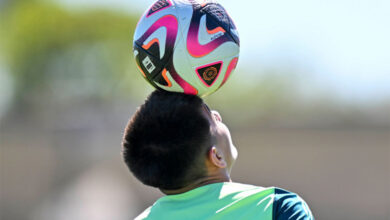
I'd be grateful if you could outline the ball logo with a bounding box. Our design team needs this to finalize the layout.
[142,56,156,74]
[203,67,218,81]
[196,62,223,87]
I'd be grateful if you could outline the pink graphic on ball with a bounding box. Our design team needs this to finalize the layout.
[186,4,237,58]
[136,14,198,95]
[169,66,198,95]
[139,14,178,51]
[219,57,238,88]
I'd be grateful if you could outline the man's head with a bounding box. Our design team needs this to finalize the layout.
[122,90,237,190]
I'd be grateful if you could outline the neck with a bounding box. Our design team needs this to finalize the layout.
[161,175,231,195]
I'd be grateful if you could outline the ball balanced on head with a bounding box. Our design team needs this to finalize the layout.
[133,0,240,97]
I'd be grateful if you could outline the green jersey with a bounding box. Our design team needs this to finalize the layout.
[135,182,313,220]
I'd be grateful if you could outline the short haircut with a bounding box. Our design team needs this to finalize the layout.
[122,90,212,190]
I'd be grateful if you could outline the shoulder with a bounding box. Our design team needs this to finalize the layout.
[134,206,152,220]
[272,187,314,220]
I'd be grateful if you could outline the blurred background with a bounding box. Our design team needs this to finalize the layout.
[0,0,389,219]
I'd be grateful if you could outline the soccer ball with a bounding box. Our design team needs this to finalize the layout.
[133,0,240,97]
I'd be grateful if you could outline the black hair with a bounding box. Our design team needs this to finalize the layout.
[122,90,211,190]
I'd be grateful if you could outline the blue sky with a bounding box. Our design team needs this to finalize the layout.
[58,0,390,103]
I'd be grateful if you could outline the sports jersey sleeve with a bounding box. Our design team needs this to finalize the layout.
[273,188,314,220]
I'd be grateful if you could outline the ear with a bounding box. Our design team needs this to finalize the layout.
[208,146,227,168]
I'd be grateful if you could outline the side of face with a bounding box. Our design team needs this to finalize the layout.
[201,103,238,174]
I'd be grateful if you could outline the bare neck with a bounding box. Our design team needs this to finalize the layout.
[160,174,231,195]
